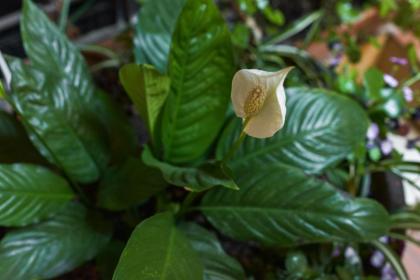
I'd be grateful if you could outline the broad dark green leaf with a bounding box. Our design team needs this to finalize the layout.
[97,157,167,211]
[217,87,369,174]
[119,64,169,144]
[19,0,136,175]
[134,0,187,73]
[160,0,234,164]
[201,164,390,247]
[0,164,73,226]
[180,223,245,280]
[113,212,203,280]
[0,111,45,164]
[0,202,111,279]
[142,147,238,192]
[9,58,108,183]
[22,0,95,103]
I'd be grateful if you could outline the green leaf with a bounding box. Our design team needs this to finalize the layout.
[180,223,245,280]
[119,64,169,145]
[217,87,369,174]
[142,147,238,192]
[0,163,73,226]
[8,58,108,183]
[201,164,390,247]
[0,202,111,279]
[160,0,234,164]
[264,11,323,45]
[134,0,187,73]
[22,0,95,103]
[113,212,203,280]
[97,157,167,211]
[0,111,45,164]
[20,0,136,174]
[363,68,384,100]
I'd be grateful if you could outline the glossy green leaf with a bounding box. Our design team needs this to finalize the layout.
[161,0,234,164]
[113,212,203,280]
[142,147,238,192]
[8,58,108,183]
[0,164,73,226]
[217,87,369,174]
[19,0,136,176]
[201,164,390,247]
[22,0,95,103]
[119,64,169,144]
[0,111,45,164]
[180,223,245,280]
[97,157,167,211]
[0,202,111,279]
[134,0,187,73]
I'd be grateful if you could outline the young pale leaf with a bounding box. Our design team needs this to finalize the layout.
[160,0,234,164]
[142,147,238,192]
[201,164,390,247]
[180,223,246,280]
[97,157,167,211]
[113,212,203,280]
[134,0,187,73]
[0,164,73,226]
[0,111,45,164]
[217,87,369,174]
[119,64,169,145]
[0,202,111,279]
[8,58,108,183]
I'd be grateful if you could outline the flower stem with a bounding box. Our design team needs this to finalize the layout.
[222,118,250,163]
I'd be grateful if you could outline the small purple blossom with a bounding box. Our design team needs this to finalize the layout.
[384,74,399,88]
[329,54,343,67]
[344,247,359,264]
[370,250,385,268]
[380,140,393,155]
[379,236,389,244]
[367,123,379,140]
[381,263,397,280]
[332,246,341,257]
[403,86,413,102]
[389,56,408,65]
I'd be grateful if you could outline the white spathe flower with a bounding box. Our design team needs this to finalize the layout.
[231,67,293,138]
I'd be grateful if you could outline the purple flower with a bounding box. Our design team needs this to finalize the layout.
[381,140,393,155]
[389,56,408,65]
[384,74,399,88]
[379,236,389,244]
[332,246,341,257]
[345,247,359,264]
[370,250,385,268]
[367,123,379,140]
[403,86,413,102]
[381,263,397,280]
[329,54,343,67]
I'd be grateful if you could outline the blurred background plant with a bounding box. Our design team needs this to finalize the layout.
[0,0,418,279]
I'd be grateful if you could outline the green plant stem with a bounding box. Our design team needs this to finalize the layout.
[222,118,250,163]
[177,192,200,218]
[67,177,91,207]
[59,0,71,32]
[403,72,420,88]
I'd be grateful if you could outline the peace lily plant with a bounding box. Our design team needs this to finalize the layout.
[0,0,415,279]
